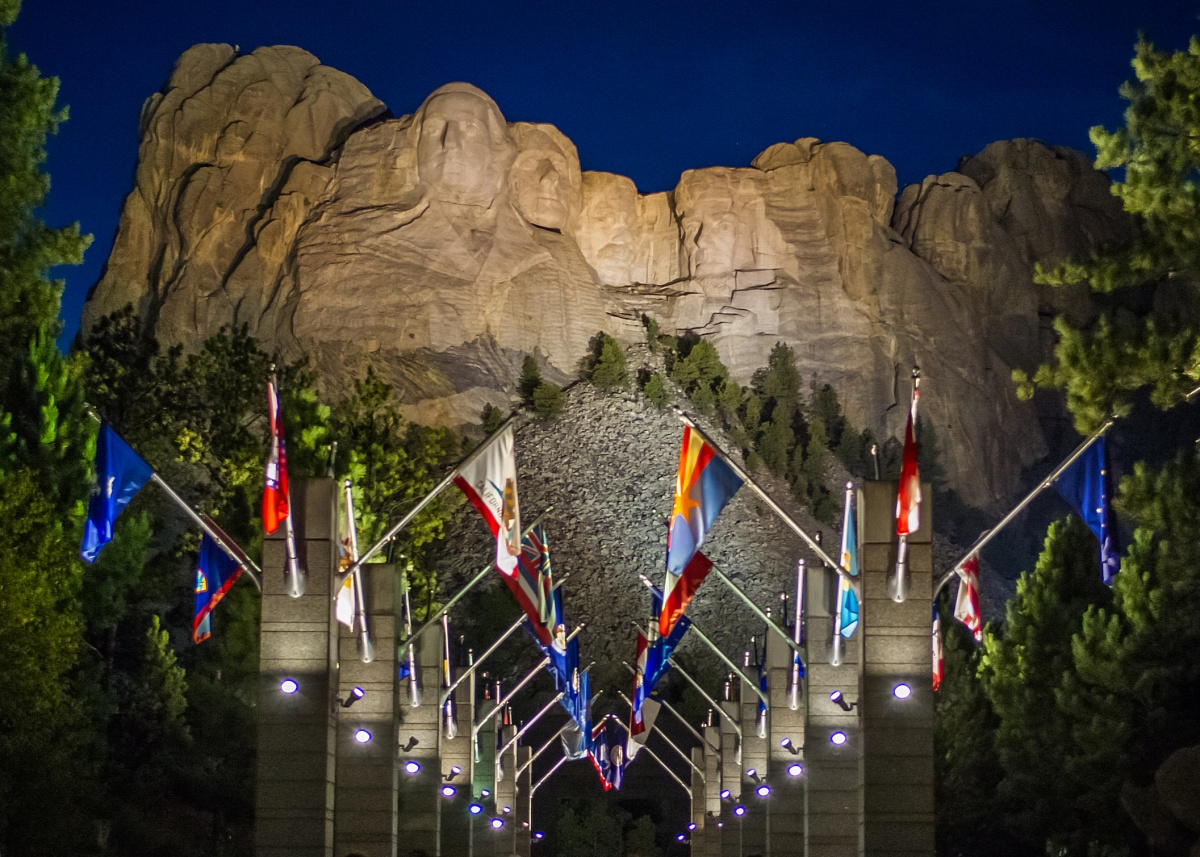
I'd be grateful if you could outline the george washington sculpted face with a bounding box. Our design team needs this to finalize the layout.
[415,84,515,207]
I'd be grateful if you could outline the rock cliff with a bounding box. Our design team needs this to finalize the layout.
[81,44,1129,509]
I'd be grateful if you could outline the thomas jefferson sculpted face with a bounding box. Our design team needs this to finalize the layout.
[415,84,515,207]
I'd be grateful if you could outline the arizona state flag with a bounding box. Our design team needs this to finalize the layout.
[954,554,984,642]
[454,424,522,576]
[193,533,244,643]
[263,377,289,535]
[661,426,741,636]
[835,486,861,639]
[896,383,921,536]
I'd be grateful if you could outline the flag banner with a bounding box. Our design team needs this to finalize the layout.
[660,551,714,639]
[508,524,559,647]
[932,604,944,691]
[954,554,984,642]
[647,582,691,687]
[1055,435,1120,585]
[590,717,625,791]
[453,424,521,576]
[662,426,742,634]
[896,383,921,536]
[193,533,244,643]
[629,629,662,756]
[561,665,591,751]
[263,377,290,535]
[81,423,154,563]
[836,487,861,639]
[590,718,610,787]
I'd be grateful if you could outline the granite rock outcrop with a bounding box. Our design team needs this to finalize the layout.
[81,44,1130,508]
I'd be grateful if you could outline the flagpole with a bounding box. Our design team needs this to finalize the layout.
[890,369,919,604]
[397,507,553,664]
[672,407,847,578]
[621,661,716,751]
[637,574,768,707]
[498,692,565,760]
[931,417,1116,598]
[400,563,420,707]
[442,614,457,739]
[790,559,804,710]
[530,753,570,797]
[271,369,305,599]
[337,415,519,585]
[440,614,526,705]
[657,658,744,762]
[707,563,803,656]
[518,721,573,778]
[472,626,584,740]
[607,717,691,797]
[831,483,854,666]
[617,691,703,776]
[341,480,375,663]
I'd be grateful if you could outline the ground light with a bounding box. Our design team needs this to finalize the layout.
[404,760,421,774]
[490,818,505,830]
[279,678,298,694]
[893,682,913,699]
[532,832,545,841]
[830,731,848,746]
[687,823,696,831]
[755,784,771,797]
[353,729,372,744]
[719,789,731,800]
[440,785,456,798]
[787,763,804,777]
[733,805,746,817]
[468,803,483,815]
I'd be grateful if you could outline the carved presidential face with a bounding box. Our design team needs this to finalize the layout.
[416,86,514,207]
[511,124,580,232]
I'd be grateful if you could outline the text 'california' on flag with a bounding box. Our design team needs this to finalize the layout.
[454,423,521,575]
[661,425,742,637]
[896,380,921,537]
[263,377,289,535]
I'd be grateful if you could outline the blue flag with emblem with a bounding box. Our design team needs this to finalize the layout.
[1055,435,1120,585]
[836,486,861,638]
[82,423,154,563]
[193,533,244,643]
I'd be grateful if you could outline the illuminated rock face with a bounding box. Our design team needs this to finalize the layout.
[82,45,1128,508]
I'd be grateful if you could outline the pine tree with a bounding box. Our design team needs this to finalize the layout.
[518,355,542,403]
[586,333,629,389]
[532,381,565,419]
[642,371,667,406]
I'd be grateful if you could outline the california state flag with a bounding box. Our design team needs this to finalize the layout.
[454,424,521,575]
[896,382,921,536]
[954,553,984,642]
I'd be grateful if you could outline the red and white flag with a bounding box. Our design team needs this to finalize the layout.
[896,382,921,536]
[954,554,984,642]
[263,377,289,535]
[932,605,944,691]
[454,424,521,576]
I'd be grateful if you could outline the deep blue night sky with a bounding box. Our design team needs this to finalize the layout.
[10,0,1198,345]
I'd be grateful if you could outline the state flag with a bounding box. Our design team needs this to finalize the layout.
[896,383,921,536]
[954,554,984,642]
[454,424,521,576]
[81,423,153,563]
[193,533,244,643]
[263,377,290,535]
[1055,435,1120,585]
[932,604,945,691]
[836,486,860,639]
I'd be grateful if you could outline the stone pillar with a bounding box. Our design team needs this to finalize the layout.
[514,744,533,857]
[439,666,475,857]
[698,725,723,857]
[334,564,398,857]
[394,631,442,855]
[804,537,862,857]
[765,629,804,857]
[740,653,768,857]
[492,722,519,856]
[858,482,934,857]
[256,478,337,857]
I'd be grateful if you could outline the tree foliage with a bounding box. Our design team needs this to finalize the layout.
[1020,36,1200,431]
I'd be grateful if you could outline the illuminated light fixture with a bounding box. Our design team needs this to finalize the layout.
[755,784,771,798]
[829,690,858,712]
[468,803,483,815]
[733,805,746,817]
[279,678,299,694]
[780,737,800,755]
[441,785,457,798]
[676,834,686,843]
[400,736,419,752]
[404,760,421,774]
[502,806,512,815]
[893,683,913,700]
[719,789,731,800]
[746,769,764,784]
[445,766,462,781]
[339,686,366,708]
[481,789,491,798]
[717,822,724,829]
[533,832,545,841]
[830,731,848,746]
[354,729,372,744]
[490,818,505,830]
[787,763,804,778]
[687,823,697,831]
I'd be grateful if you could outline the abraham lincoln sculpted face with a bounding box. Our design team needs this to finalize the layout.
[415,83,515,207]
